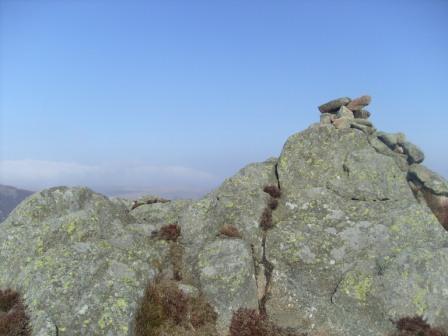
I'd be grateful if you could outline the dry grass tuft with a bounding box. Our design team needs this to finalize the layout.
[0,289,31,336]
[219,224,242,238]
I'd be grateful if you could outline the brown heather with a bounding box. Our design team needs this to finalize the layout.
[263,185,281,199]
[219,224,242,238]
[0,289,31,336]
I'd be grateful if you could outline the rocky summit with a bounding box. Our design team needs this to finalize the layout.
[1,96,448,336]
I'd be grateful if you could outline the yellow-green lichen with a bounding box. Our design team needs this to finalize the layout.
[98,313,112,329]
[412,288,428,315]
[115,298,127,311]
[66,221,76,235]
[342,271,373,302]
[36,238,45,254]
[389,224,400,233]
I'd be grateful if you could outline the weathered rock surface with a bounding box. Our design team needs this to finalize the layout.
[269,126,448,335]
[402,141,425,164]
[0,187,171,335]
[1,100,448,336]
[408,164,448,196]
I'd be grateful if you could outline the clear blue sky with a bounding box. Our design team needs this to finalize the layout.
[1,0,447,198]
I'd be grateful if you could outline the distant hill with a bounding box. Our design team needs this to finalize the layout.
[0,184,34,222]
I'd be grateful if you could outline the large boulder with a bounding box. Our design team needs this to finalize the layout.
[0,187,172,335]
[266,126,448,335]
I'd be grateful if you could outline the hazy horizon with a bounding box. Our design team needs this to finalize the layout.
[1,0,447,198]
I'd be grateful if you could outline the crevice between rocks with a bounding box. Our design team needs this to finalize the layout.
[274,163,281,190]
[258,231,274,317]
[256,168,281,317]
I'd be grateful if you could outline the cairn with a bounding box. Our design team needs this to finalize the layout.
[317,95,425,165]
[318,95,373,132]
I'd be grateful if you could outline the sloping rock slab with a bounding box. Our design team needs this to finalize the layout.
[268,126,448,335]
[0,187,171,335]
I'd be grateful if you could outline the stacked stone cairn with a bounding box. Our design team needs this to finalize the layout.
[318,95,448,229]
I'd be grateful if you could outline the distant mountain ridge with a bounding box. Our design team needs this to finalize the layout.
[0,184,34,222]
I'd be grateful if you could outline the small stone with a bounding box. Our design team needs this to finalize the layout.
[350,122,375,134]
[320,113,333,125]
[336,106,354,119]
[402,141,425,164]
[318,97,351,114]
[333,117,351,129]
[377,132,400,149]
[353,109,371,119]
[393,145,404,154]
[347,95,371,111]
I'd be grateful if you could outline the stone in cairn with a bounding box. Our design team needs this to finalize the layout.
[318,97,351,114]
[336,106,354,119]
[353,109,371,119]
[348,95,372,119]
[347,95,371,111]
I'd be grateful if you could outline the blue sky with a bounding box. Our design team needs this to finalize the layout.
[1,0,447,198]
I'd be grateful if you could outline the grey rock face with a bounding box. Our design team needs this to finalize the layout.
[318,97,351,114]
[198,239,258,334]
[271,126,448,335]
[0,187,170,335]
[408,164,448,196]
[402,141,425,164]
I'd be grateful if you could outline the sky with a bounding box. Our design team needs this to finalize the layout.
[0,0,447,199]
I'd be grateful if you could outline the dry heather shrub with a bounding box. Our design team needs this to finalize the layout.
[219,224,242,238]
[229,308,305,336]
[268,198,279,210]
[159,224,181,242]
[189,295,217,330]
[135,279,218,336]
[229,308,266,336]
[260,207,273,231]
[263,185,281,199]
[0,289,31,336]
[390,315,448,336]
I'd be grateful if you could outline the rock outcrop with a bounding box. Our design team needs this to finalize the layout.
[1,96,447,335]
